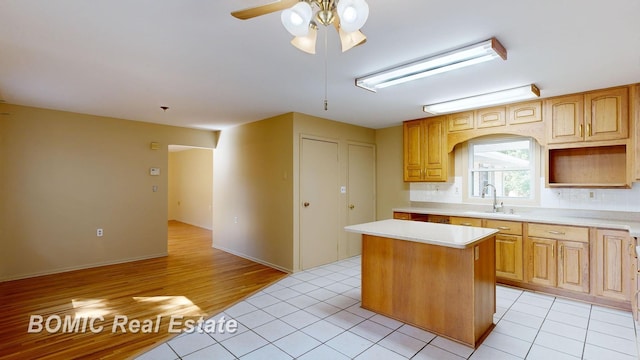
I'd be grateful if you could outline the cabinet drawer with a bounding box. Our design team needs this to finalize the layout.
[450,217,482,227]
[528,223,589,243]
[393,212,411,220]
[393,212,429,222]
[485,219,523,236]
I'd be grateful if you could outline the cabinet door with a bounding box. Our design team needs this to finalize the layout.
[558,241,589,293]
[403,120,424,181]
[596,229,632,301]
[508,101,542,125]
[424,117,447,181]
[527,237,557,286]
[496,234,523,281]
[545,95,584,144]
[447,111,474,132]
[585,87,628,142]
[476,106,506,129]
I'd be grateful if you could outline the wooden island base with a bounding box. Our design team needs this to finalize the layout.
[361,234,496,348]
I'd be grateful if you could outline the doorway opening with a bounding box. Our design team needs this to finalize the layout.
[168,145,214,251]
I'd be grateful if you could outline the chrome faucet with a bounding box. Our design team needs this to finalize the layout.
[481,184,503,213]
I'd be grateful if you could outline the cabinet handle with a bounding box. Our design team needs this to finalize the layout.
[587,123,592,137]
[548,230,565,236]
[579,124,583,137]
[559,245,563,259]
[629,243,636,257]
[497,226,511,230]
[461,223,472,226]
[552,244,555,258]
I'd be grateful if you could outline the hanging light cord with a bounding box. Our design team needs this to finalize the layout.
[323,26,328,111]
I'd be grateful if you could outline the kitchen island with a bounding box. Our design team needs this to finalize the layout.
[345,219,498,348]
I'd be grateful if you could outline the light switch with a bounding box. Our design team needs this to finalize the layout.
[150,167,160,176]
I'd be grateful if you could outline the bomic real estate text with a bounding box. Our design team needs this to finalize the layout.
[27,314,238,334]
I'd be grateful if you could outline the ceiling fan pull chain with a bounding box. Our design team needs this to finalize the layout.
[324,26,329,111]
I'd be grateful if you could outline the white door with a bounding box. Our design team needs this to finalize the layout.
[300,138,340,269]
[346,143,376,257]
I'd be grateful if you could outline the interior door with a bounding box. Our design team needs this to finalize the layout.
[300,138,339,269]
[346,143,376,257]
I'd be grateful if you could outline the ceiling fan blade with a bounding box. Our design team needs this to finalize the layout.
[231,0,299,20]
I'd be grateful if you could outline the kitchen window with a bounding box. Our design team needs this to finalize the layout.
[466,137,538,202]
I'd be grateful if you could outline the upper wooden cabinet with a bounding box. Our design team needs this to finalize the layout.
[546,87,629,144]
[476,106,506,129]
[545,94,584,143]
[403,117,448,182]
[508,100,543,125]
[586,87,629,141]
[447,111,474,132]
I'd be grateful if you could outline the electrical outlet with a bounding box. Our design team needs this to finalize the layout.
[234,216,238,224]
[97,228,103,237]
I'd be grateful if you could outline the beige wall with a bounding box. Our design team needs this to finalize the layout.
[213,113,294,271]
[168,149,213,230]
[212,112,376,272]
[292,113,376,270]
[0,104,216,281]
[375,125,410,219]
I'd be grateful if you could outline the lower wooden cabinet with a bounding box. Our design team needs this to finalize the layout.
[527,237,557,287]
[485,220,523,281]
[595,229,633,301]
[558,241,590,293]
[393,212,636,309]
[526,224,590,294]
[449,216,482,227]
[393,212,428,222]
[496,234,524,281]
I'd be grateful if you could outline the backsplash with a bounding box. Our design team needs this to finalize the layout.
[410,178,640,212]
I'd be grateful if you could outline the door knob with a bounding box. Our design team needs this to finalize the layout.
[303,202,310,207]
[349,204,355,210]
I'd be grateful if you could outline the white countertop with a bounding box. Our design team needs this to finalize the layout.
[344,219,498,249]
[393,206,640,237]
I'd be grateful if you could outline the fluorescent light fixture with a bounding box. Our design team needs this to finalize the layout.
[355,37,507,92]
[423,84,540,114]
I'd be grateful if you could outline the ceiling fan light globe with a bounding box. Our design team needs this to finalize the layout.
[337,0,369,33]
[281,2,313,36]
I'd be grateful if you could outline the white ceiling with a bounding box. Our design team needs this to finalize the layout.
[1,0,639,130]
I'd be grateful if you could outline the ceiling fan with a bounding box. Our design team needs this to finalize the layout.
[231,0,369,54]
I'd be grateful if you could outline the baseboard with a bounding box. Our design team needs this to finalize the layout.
[213,245,291,274]
[0,252,168,282]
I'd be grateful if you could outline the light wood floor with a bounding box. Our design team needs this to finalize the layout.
[0,221,288,359]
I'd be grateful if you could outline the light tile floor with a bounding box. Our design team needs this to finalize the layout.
[137,256,640,360]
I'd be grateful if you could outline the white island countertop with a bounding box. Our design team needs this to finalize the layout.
[345,219,498,249]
